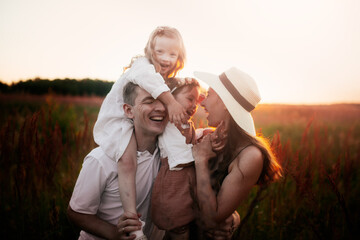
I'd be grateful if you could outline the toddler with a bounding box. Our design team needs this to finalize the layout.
[152,77,209,240]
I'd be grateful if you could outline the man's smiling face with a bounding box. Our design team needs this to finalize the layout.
[128,87,168,138]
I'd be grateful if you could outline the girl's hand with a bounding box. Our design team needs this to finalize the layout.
[116,212,142,240]
[210,121,227,153]
[168,100,188,125]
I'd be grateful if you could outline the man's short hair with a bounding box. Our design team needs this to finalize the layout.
[123,82,139,106]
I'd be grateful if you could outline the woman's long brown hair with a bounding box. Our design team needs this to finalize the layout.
[209,117,283,193]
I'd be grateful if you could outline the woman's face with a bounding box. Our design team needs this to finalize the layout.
[201,88,229,127]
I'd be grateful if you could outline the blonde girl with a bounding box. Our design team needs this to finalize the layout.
[93,26,187,240]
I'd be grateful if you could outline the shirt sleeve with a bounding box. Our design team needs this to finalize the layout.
[69,156,107,214]
[127,57,170,99]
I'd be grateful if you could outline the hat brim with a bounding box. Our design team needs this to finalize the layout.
[194,71,256,136]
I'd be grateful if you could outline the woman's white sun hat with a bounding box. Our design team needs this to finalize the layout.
[194,67,261,136]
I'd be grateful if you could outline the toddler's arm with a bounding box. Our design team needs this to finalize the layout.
[176,121,196,145]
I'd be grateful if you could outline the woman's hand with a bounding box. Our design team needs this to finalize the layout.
[205,211,240,240]
[192,134,216,164]
[116,212,142,240]
[193,121,227,162]
[210,121,227,153]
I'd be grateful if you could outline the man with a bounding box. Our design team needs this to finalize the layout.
[68,82,240,240]
[67,82,167,239]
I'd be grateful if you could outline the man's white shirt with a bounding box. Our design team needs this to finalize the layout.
[70,146,162,240]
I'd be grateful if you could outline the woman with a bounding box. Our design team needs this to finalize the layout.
[192,67,283,232]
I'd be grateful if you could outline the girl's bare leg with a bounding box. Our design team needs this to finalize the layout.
[117,133,146,239]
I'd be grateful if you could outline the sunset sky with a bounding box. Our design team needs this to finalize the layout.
[1,0,359,104]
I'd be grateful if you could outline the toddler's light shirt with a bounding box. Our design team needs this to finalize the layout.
[159,124,210,170]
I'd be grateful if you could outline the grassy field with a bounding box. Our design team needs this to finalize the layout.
[0,93,359,239]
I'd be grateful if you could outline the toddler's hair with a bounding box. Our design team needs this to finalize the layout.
[167,77,199,94]
[144,26,186,78]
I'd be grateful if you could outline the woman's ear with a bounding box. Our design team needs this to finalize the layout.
[123,103,134,119]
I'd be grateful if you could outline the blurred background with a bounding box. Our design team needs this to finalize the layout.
[1,0,360,104]
[0,0,359,239]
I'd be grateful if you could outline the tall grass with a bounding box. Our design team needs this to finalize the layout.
[1,95,359,239]
[0,94,98,239]
[234,104,360,240]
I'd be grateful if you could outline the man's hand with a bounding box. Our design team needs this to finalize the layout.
[116,212,142,240]
[67,205,131,240]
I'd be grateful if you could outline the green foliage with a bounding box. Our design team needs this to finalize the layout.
[1,78,114,96]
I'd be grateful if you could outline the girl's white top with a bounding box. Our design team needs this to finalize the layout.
[93,56,207,170]
[93,57,170,161]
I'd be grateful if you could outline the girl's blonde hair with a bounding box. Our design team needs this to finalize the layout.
[144,26,186,78]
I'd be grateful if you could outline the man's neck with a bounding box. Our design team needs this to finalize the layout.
[134,131,157,154]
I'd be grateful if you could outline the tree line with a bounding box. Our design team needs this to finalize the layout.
[0,78,114,96]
